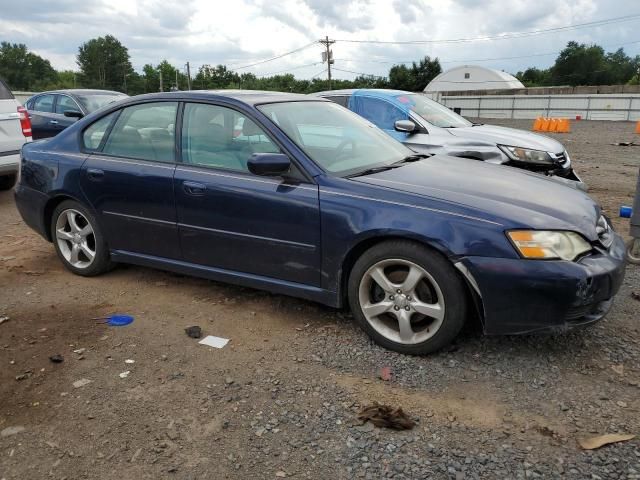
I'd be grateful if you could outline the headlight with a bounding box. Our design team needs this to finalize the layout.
[498,145,554,165]
[507,230,591,261]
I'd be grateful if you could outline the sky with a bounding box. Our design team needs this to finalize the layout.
[1,0,639,80]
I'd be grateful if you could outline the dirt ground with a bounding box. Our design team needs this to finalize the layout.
[1,119,639,480]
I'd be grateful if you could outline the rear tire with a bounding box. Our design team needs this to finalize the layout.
[0,174,16,191]
[348,240,467,355]
[51,200,112,276]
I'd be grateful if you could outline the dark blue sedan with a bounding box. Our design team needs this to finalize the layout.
[14,90,626,354]
[25,89,127,139]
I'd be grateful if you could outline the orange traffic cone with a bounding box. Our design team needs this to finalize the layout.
[540,118,550,132]
[549,118,559,133]
[635,121,640,134]
[532,117,542,131]
[558,118,571,133]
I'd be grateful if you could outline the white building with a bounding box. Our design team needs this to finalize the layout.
[424,65,524,93]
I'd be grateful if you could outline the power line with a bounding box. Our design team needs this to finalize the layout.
[334,14,640,45]
[258,62,323,77]
[227,42,318,71]
[310,68,327,79]
[332,67,384,78]
[333,39,640,69]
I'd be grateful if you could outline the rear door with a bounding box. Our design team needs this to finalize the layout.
[28,94,58,139]
[79,101,181,259]
[0,80,23,155]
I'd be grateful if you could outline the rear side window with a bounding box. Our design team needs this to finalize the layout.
[0,79,14,100]
[33,94,55,113]
[83,111,118,150]
[324,95,349,108]
[102,102,178,162]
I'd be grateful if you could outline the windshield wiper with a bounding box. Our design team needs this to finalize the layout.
[349,154,430,178]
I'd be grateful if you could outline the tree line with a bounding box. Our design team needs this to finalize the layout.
[0,35,638,96]
[516,41,640,87]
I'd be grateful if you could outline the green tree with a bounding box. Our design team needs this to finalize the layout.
[0,42,57,90]
[550,41,610,86]
[388,64,414,91]
[515,67,551,87]
[410,56,441,91]
[77,35,133,92]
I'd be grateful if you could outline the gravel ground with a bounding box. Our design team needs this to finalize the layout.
[1,119,639,479]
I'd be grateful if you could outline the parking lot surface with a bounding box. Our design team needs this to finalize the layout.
[1,119,639,479]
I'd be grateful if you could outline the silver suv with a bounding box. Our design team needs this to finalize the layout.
[0,79,31,190]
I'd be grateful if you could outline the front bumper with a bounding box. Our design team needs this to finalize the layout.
[458,233,627,335]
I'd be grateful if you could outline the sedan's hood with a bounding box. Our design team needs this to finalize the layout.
[447,124,565,154]
[354,155,600,240]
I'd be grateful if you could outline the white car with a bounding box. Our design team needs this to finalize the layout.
[0,79,31,190]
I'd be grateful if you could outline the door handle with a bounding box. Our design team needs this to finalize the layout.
[183,181,206,195]
[87,168,104,181]
[49,120,59,125]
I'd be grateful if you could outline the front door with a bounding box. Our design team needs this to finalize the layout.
[79,101,181,259]
[174,102,321,286]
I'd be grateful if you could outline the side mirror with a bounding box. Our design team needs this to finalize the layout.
[394,119,416,133]
[247,153,291,177]
[63,110,84,119]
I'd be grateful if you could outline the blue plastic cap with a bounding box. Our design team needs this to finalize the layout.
[620,206,633,218]
[107,315,134,326]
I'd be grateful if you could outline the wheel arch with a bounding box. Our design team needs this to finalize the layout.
[338,232,449,306]
[42,193,88,242]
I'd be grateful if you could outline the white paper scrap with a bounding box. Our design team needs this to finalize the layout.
[198,335,229,349]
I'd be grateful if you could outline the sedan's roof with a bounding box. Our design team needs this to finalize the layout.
[312,88,413,97]
[39,89,126,96]
[127,90,325,106]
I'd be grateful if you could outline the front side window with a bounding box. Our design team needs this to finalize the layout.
[33,94,55,113]
[55,95,81,114]
[83,111,118,150]
[258,101,411,176]
[181,103,279,173]
[355,97,406,131]
[102,102,178,162]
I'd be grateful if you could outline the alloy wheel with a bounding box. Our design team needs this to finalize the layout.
[55,209,96,269]
[358,258,445,344]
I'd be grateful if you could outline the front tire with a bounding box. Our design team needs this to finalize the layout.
[51,200,112,276]
[0,174,16,191]
[348,240,468,355]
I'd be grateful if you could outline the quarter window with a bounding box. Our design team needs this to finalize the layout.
[55,95,80,114]
[33,94,55,113]
[181,103,280,173]
[102,102,178,162]
[83,111,118,150]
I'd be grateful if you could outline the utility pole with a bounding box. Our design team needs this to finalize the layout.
[159,70,163,92]
[319,36,335,89]
[175,69,179,90]
[186,62,192,90]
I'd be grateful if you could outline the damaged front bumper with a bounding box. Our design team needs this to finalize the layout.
[456,233,627,335]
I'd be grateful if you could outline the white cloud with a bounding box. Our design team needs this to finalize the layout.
[0,0,637,79]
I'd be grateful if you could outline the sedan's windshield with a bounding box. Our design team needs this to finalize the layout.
[76,93,127,113]
[258,101,411,176]
[397,93,471,128]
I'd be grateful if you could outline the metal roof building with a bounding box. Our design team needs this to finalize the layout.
[424,65,524,93]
